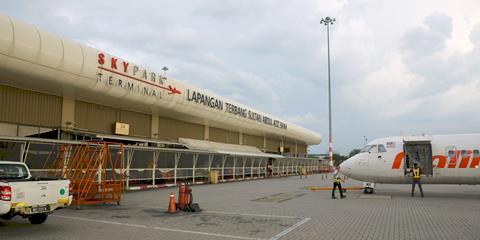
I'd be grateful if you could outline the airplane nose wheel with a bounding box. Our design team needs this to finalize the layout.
[363,182,375,194]
[364,187,375,194]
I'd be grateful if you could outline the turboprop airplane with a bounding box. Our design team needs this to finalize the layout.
[339,134,480,193]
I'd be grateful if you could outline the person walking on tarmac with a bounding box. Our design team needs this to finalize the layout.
[332,172,346,199]
[409,163,424,197]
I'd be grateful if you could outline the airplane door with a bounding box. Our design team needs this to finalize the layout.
[403,141,433,176]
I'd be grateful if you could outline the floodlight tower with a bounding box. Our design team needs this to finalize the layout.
[162,66,169,78]
[320,16,336,168]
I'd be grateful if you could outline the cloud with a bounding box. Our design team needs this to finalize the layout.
[2,0,480,155]
[50,8,80,24]
[470,23,480,47]
[283,112,323,131]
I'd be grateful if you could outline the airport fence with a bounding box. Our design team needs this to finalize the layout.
[0,136,327,190]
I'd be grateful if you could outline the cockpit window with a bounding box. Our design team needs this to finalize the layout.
[378,144,386,153]
[360,145,377,153]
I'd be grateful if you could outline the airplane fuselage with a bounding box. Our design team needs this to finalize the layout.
[340,134,480,184]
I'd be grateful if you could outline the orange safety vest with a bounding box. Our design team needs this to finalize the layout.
[413,168,421,180]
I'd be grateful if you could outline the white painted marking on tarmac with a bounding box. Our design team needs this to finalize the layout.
[52,215,266,240]
[132,204,299,219]
[52,215,148,228]
[205,210,299,219]
[152,226,266,240]
[268,217,311,240]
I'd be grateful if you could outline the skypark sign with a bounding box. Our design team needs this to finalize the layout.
[96,53,181,98]
[187,89,288,130]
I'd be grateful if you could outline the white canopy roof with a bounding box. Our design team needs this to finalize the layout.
[179,138,284,158]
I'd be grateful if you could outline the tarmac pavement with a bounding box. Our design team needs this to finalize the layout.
[2,174,480,240]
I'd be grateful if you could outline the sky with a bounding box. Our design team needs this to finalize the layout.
[1,0,480,155]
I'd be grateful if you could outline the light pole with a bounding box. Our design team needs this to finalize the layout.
[320,16,336,168]
[162,66,169,78]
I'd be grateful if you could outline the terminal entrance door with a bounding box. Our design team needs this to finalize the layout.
[403,141,433,176]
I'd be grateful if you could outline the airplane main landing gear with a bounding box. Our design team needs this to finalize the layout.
[363,182,375,194]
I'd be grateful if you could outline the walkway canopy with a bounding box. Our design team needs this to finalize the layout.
[179,138,284,158]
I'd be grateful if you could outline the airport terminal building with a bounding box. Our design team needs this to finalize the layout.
[0,14,323,186]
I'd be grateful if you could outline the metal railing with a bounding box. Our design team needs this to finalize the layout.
[0,136,328,190]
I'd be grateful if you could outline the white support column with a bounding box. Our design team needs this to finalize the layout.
[286,159,290,175]
[21,142,30,163]
[232,157,237,180]
[208,155,213,172]
[97,148,104,193]
[263,159,267,176]
[295,159,300,174]
[251,158,255,178]
[242,157,246,179]
[258,158,262,176]
[152,152,156,186]
[174,153,180,185]
[126,150,134,189]
[273,159,277,176]
[192,153,198,184]
[291,159,294,175]
[290,159,294,175]
[221,156,226,180]
[152,151,159,186]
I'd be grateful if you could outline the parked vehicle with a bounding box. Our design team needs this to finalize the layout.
[0,161,72,224]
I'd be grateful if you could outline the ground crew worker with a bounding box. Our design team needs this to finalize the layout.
[300,165,308,179]
[409,163,424,197]
[332,173,346,199]
[267,163,273,177]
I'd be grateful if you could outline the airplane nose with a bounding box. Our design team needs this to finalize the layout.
[339,158,352,176]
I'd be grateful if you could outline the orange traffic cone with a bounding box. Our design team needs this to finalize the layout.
[167,192,177,214]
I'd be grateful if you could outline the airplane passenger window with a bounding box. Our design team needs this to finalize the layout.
[473,150,479,157]
[447,150,455,158]
[378,144,386,153]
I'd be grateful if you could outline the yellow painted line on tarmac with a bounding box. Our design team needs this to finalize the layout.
[308,186,364,191]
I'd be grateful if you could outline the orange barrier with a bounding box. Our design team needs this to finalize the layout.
[178,184,186,209]
[47,142,124,208]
